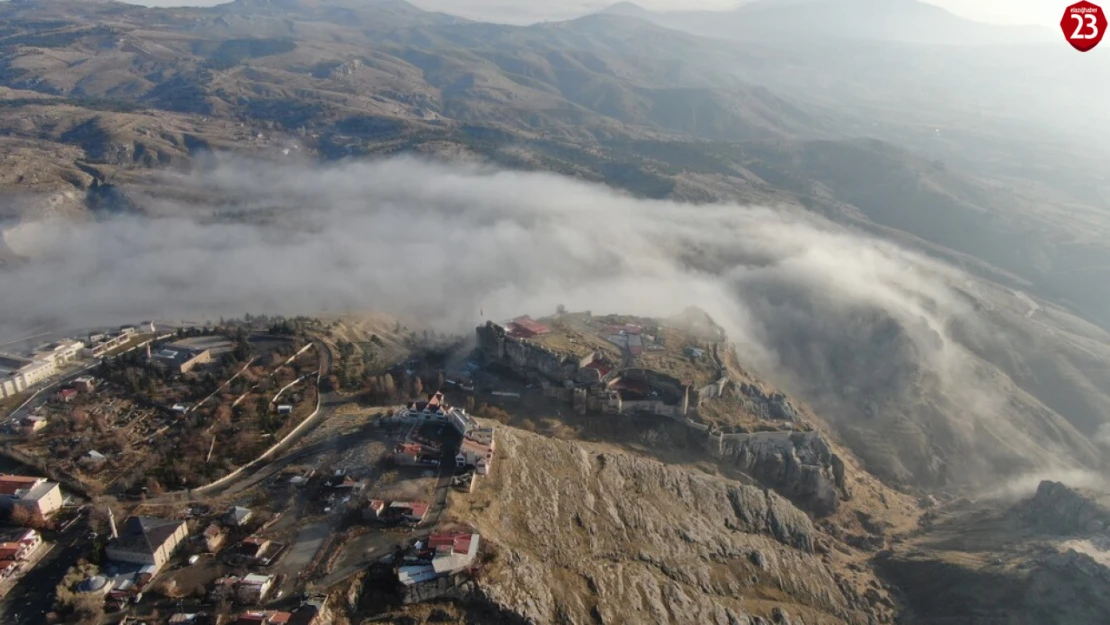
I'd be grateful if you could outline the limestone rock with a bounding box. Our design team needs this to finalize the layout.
[1021,480,1110,536]
[460,427,881,625]
[715,431,848,516]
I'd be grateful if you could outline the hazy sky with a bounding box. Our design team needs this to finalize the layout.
[127,0,1062,26]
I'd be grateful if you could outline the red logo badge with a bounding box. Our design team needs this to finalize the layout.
[1061,1,1106,52]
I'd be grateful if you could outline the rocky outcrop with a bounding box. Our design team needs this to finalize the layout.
[1022,480,1110,535]
[882,547,1110,625]
[737,383,801,422]
[712,431,848,516]
[456,428,886,625]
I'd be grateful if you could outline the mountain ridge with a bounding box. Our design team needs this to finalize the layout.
[599,0,1055,45]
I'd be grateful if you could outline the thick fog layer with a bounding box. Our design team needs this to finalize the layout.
[0,156,1101,486]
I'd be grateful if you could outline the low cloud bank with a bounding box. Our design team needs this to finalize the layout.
[0,155,1100,486]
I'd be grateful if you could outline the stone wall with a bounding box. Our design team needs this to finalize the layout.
[476,322,576,382]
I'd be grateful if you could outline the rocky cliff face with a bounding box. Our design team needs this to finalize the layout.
[714,431,848,517]
[449,427,891,625]
[1021,480,1110,535]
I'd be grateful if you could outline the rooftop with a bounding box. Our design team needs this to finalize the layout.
[0,475,44,496]
[507,315,551,338]
[242,573,273,585]
[429,532,481,574]
[390,501,430,518]
[0,354,36,375]
[108,516,186,557]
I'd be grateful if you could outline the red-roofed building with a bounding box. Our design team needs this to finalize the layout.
[0,543,24,561]
[393,443,440,467]
[456,438,494,475]
[236,611,291,625]
[427,533,481,574]
[364,500,429,525]
[0,475,63,522]
[506,316,550,338]
[0,475,41,496]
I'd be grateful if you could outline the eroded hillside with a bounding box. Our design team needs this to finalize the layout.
[441,426,900,625]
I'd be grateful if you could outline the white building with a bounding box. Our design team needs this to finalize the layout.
[0,475,64,522]
[82,333,129,358]
[0,355,57,399]
[236,573,275,603]
[32,340,85,367]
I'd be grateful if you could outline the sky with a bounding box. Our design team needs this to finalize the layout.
[126,0,1065,27]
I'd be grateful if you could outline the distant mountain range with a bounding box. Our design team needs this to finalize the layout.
[600,0,1057,45]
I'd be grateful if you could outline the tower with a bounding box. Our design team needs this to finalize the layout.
[107,506,118,540]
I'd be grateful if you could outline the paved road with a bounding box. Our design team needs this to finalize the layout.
[0,513,89,625]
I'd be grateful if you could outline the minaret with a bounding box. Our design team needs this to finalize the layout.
[107,506,118,540]
[145,343,152,361]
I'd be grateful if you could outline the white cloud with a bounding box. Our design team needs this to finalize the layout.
[0,154,1092,486]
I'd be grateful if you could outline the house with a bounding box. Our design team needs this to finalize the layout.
[236,611,292,625]
[202,524,226,552]
[16,415,48,435]
[455,438,494,475]
[0,528,42,552]
[169,614,200,625]
[31,340,85,367]
[81,450,107,469]
[393,443,439,467]
[0,349,69,399]
[56,388,78,403]
[579,356,614,384]
[81,333,129,358]
[105,516,188,571]
[152,346,212,374]
[0,528,43,582]
[322,472,363,493]
[236,573,275,603]
[276,404,293,415]
[396,392,450,422]
[685,346,706,358]
[226,506,253,527]
[0,475,64,522]
[0,542,27,562]
[73,376,96,392]
[396,533,482,592]
[428,533,481,575]
[119,326,139,336]
[238,536,271,559]
[364,500,429,525]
